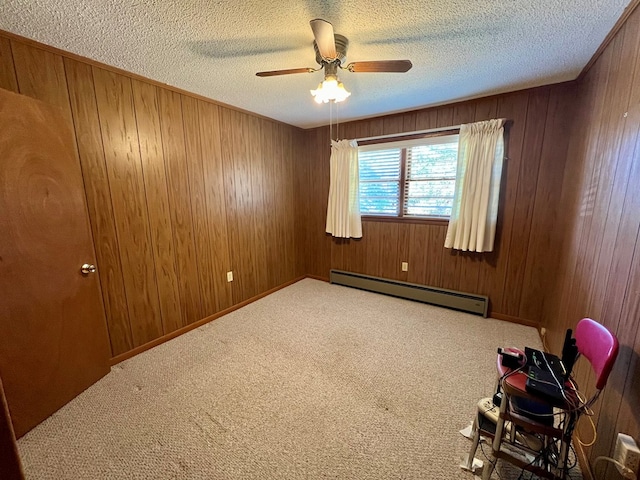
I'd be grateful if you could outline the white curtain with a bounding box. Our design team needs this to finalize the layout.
[444,119,505,252]
[325,139,362,238]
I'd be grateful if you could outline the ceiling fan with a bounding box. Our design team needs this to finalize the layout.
[256,19,412,103]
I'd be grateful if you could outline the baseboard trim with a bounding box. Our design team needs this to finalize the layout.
[110,276,306,366]
[305,274,329,282]
[490,312,539,328]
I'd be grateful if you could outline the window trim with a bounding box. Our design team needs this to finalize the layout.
[358,130,460,222]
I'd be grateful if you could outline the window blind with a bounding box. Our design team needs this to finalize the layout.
[358,134,459,218]
[404,142,458,218]
[358,148,401,215]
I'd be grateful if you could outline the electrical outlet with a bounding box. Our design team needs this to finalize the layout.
[614,433,640,476]
[401,262,408,272]
[227,271,233,282]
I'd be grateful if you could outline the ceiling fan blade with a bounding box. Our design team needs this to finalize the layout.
[345,60,413,73]
[256,67,317,77]
[310,18,337,60]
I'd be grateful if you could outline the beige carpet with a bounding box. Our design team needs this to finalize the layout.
[17,278,578,479]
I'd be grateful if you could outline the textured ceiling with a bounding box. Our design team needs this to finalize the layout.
[0,0,632,128]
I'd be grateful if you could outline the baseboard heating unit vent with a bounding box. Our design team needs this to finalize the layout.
[330,270,488,317]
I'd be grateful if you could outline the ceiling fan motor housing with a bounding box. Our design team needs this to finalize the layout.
[314,34,349,65]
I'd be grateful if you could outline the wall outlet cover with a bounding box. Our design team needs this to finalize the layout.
[614,433,640,475]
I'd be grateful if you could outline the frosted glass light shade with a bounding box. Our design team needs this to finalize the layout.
[310,78,351,104]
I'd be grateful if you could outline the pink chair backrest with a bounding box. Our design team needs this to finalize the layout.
[574,318,619,390]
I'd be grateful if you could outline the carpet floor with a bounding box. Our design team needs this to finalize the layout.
[17,278,580,479]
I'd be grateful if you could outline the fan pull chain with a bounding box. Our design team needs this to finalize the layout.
[329,100,334,142]
[336,100,339,141]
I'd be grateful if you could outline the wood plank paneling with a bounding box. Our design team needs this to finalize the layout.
[477,92,529,310]
[2,31,303,361]
[10,41,72,121]
[407,225,429,285]
[131,79,183,334]
[541,4,640,476]
[3,11,640,476]
[0,38,18,92]
[304,127,332,278]
[500,88,550,317]
[585,23,639,322]
[261,119,279,288]
[64,58,133,355]
[307,87,568,326]
[92,67,163,346]
[198,101,232,312]
[280,123,298,282]
[181,95,217,316]
[378,222,401,279]
[156,88,203,326]
[519,85,575,321]
[247,114,269,296]
[221,108,258,303]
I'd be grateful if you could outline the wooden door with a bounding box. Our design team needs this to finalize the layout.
[0,88,111,438]
[0,376,24,479]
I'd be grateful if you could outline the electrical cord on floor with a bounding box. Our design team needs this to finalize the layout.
[480,440,504,480]
[593,456,638,479]
[567,444,577,469]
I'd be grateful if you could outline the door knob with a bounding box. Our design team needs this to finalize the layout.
[80,263,96,275]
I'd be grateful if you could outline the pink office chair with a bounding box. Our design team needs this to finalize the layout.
[574,317,619,392]
[471,318,619,480]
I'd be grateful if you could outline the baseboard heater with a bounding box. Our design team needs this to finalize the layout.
[330,270,488,317]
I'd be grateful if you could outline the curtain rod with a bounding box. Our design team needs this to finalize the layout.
[355,125,462,143]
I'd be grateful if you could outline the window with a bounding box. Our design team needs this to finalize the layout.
[358,133,459,219]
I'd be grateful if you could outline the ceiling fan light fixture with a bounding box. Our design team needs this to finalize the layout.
[310,75,351,104]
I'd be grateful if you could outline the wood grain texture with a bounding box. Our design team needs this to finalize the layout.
[131,79,183,334]
[2,12,639,476]
[477,92,529,313]
[0,29,286,124]
[10,41,72,122]
[500,88,550,316]
[519,85,576,321]
[294,127,310,277]
[541,5,640,475]
[197,101,232,312]
[220,108,258,303]
[0,38,18,92]
[1,31,306,361]
[302,86,570,326]
[0,88,110,438]
[180,95,217,317]
[280,123,298,282]
[64,58,133,356]
[156,88,203,326]
[247,114,269,296]
[92,67,164,346]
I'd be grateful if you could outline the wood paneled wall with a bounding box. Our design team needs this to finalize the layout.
[0,33,303,358]
[541,5,640,476]
[299,85,577,325]
[3,13,639,475]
